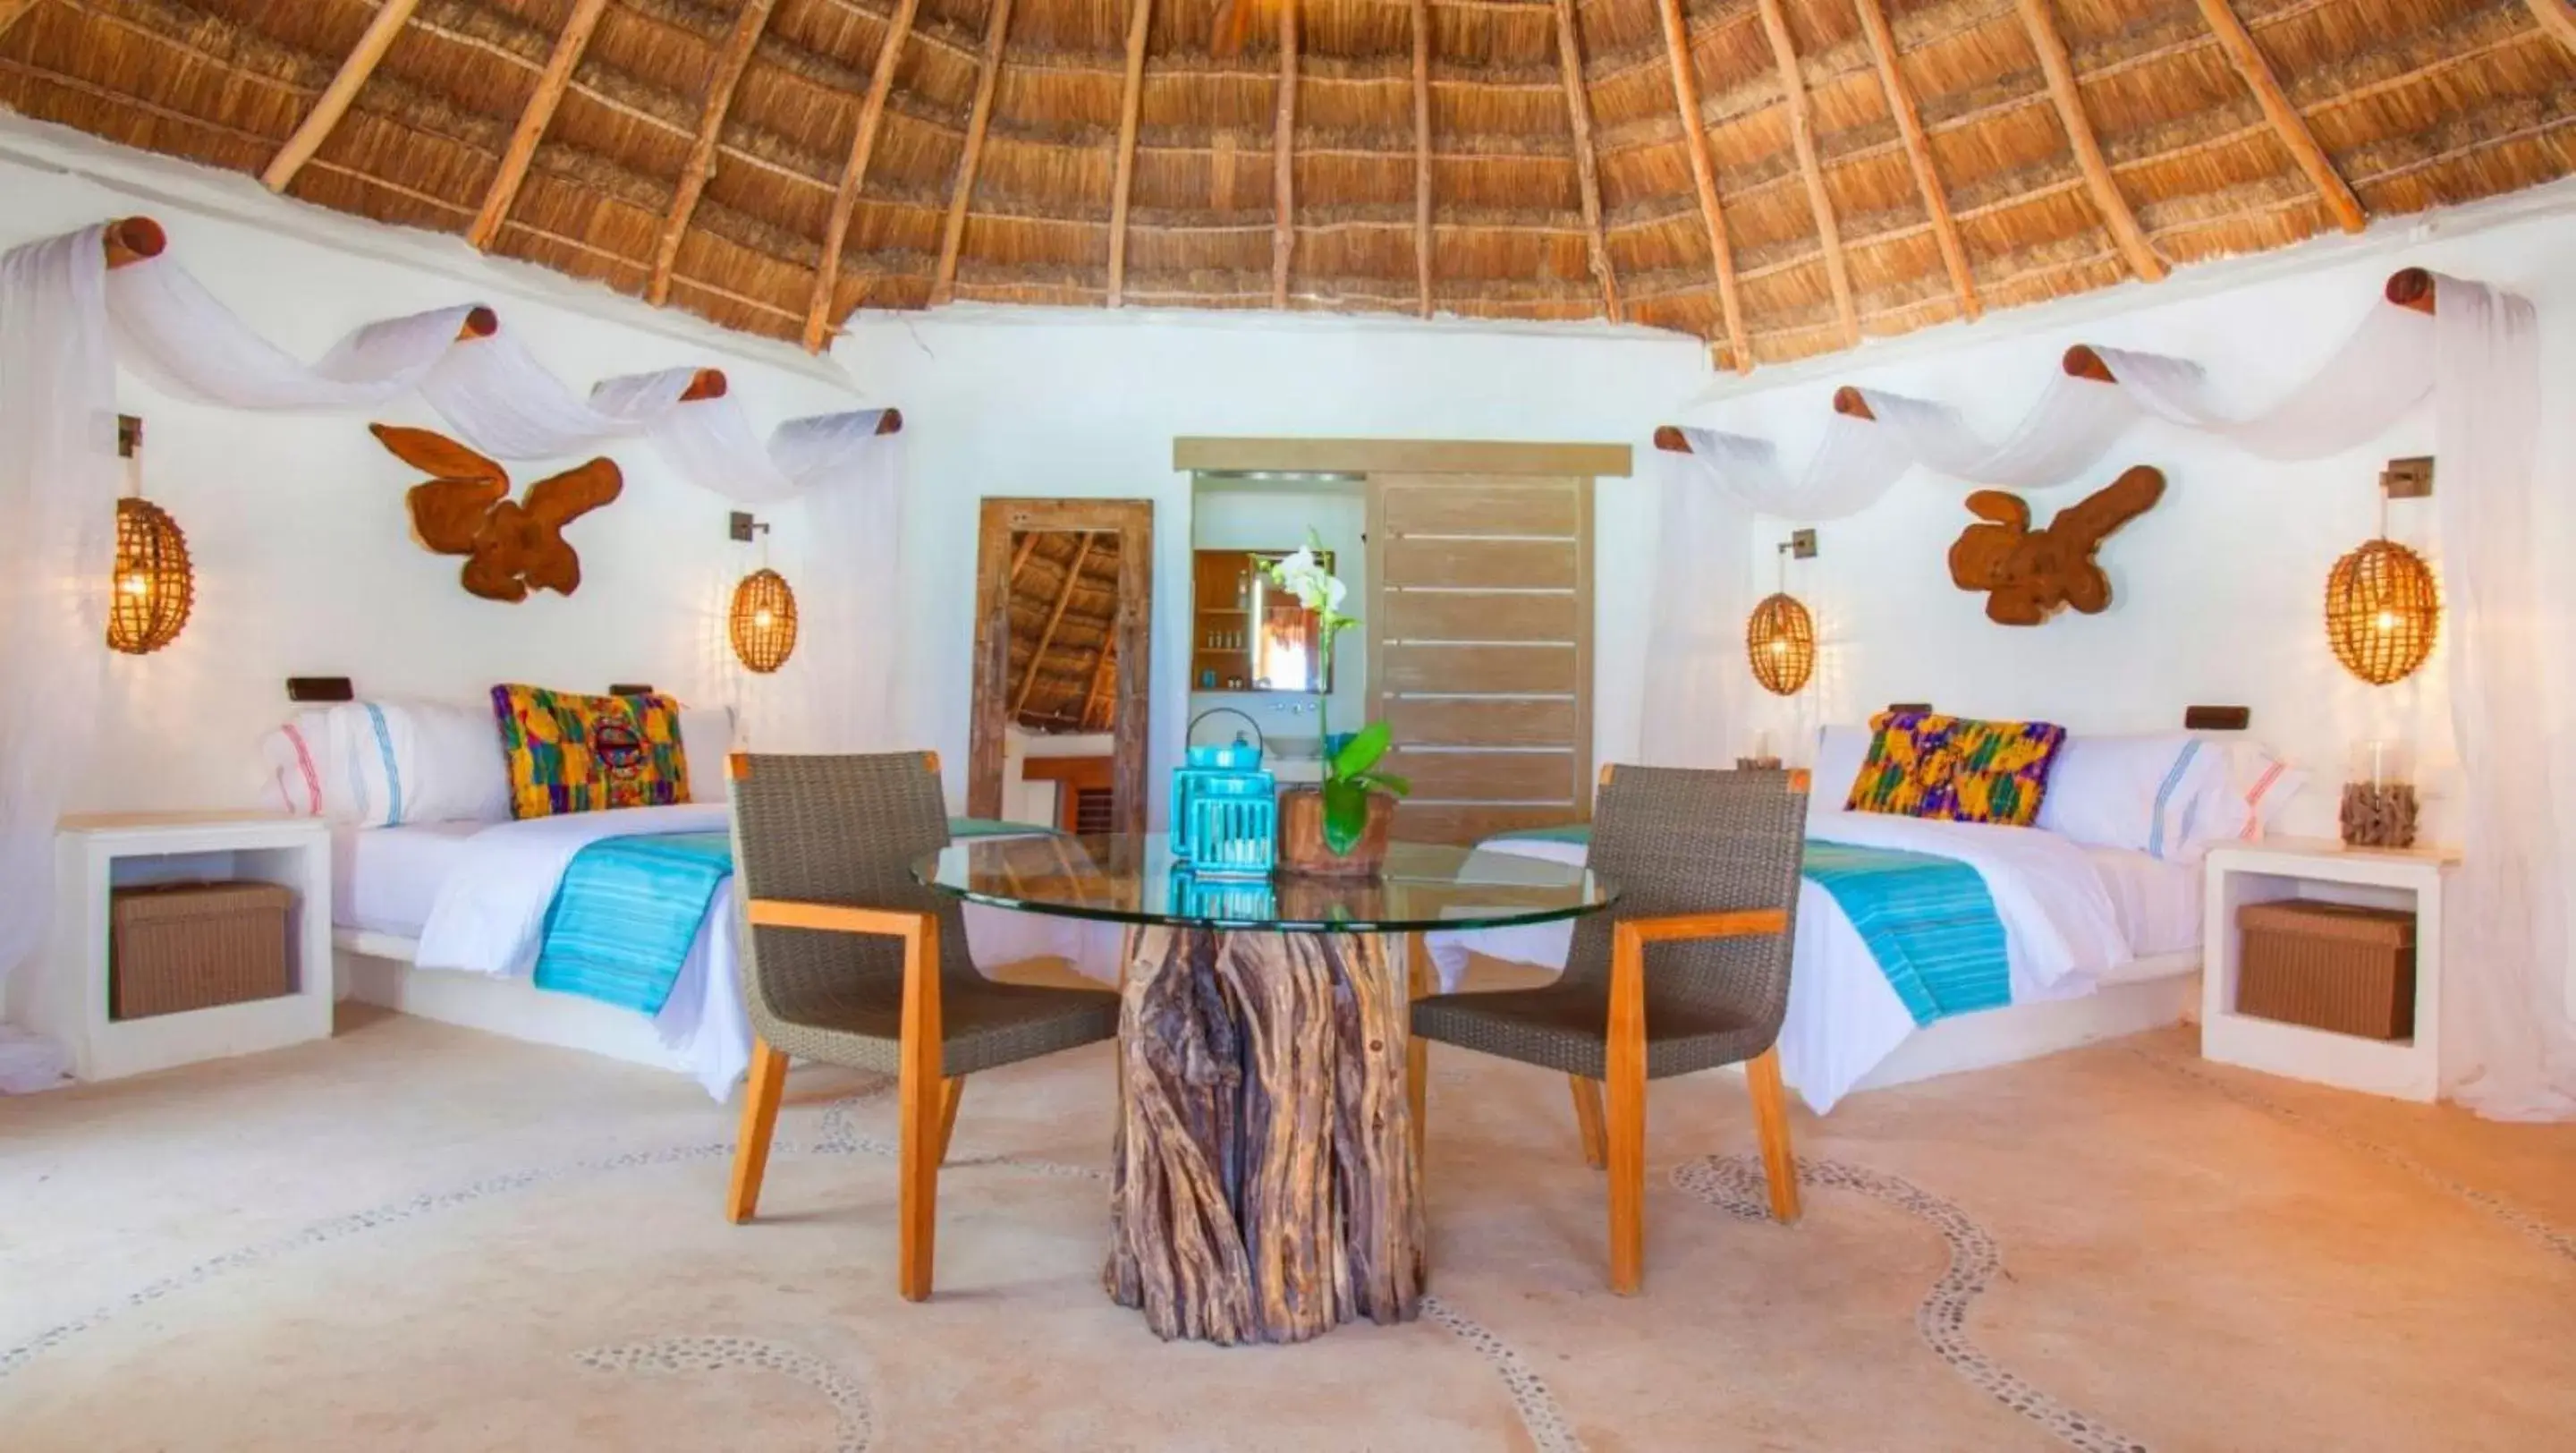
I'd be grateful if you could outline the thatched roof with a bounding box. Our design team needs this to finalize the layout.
[4,0,2570,365]
[1006,528,1123,732]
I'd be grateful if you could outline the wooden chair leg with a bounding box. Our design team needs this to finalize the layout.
[726,1037,790,1224]
[897,920,945,1302]
[1606,924,1648,1295]
[1745,1046,1801,1224]
[1568,1075,1607,1169]
[934,1075,966,1166]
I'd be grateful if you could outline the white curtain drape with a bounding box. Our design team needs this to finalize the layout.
[0,227,116,1091]
[2428,285,2576,1120]
[1649,271,2573,1120]
[0,222,903,1048]
[1684,288,2443,518]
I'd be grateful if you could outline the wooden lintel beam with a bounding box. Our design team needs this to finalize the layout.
[807,0,925,352]
[1106,0,1156,307]
[2193,0,2363,234]
[1411,0,1434,318]
[1655,0,1750,370]
[0,0,42,40]
[934,0,1016,306]
[2015,0,2165,283]
[1853,0,1979,321]
[1553,0,1622,323]
[1013,532,1100,719]
[261,0,424,192]
[2526,0,2576,55]
[1756,0,1854,345]
[1272,1,1299,310]
[468,0,611,251]
[649,0,778,305]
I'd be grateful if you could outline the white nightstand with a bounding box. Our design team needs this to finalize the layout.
[14,812,334,1082]
[2201,837,2456,1101]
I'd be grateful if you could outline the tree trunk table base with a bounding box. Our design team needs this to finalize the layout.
[1105,926,1425,1345]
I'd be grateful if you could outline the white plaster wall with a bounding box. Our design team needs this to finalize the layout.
[0,126,863,814]
[834,307,1706,822]
[1694,203,2576,854]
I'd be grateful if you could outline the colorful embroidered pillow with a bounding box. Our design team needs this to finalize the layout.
[490,684,690,819]
[1845,711,2066,828]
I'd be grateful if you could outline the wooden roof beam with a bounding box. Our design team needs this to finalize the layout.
[2195,0,2363,234]
[934,0,1016,306]
[1412,0,1434,318]
[1106,0,1156,307]
[1014,532,1100,718]
[1552,0,1623,323]
[1273,1,1299,310]
[1756,0,1854,345]
[468,0,611,251]
[260,0,424,192]
[0,0,41,40]
[1656,0,1750,370]
[1853,0,1979,321]
[2527,0,2576,55]
[649,0,778,305]
[2015,0,2165,283]
[807,0,925,352]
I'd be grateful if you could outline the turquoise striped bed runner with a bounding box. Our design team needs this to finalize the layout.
[531,819,1058,1015]
[1487,825,2011,1027]
[1798,843,2010,1026]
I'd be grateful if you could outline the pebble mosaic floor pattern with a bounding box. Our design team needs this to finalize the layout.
[4,1008,2572,1450]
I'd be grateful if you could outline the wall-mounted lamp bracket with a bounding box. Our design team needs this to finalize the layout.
[117,414,144,459]
[730,511,769,543]
[1785,529,1818,559]
[2381,457,2433,499]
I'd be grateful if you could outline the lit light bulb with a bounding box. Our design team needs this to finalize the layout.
[2374,609,2401,633]
[1768,638,1789,654]
[753,608,775,629]
[118,572,150,598]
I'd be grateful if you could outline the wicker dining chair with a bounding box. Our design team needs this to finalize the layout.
[722,751,1122,1302]
[1410,765,1809,1295]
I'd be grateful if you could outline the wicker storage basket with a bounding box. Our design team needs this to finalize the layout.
[2235,900,2416,1040]
[109,881,294,1021]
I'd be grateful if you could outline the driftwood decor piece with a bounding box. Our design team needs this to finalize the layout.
[1106,924,1424,1345]
[371,424,622,602]
[1947,465,2165,625]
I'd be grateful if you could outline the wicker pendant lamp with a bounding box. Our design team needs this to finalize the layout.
[1745,534,1817,696]
[2324,466,2438,686]
[726,513,798,673]
[106,416,193,656]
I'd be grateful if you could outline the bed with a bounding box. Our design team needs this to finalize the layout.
[330,804,1123,1100]
[1428,789,2215,1115]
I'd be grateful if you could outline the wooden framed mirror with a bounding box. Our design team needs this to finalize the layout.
[970,498,1154,838]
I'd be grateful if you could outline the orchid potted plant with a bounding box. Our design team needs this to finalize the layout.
[1266,535,1410,872]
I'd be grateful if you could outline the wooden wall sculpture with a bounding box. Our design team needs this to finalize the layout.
[371,425,622,601]
[1947,465,2164,625]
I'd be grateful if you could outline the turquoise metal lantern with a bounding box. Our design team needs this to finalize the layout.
[1174,710,1277,879]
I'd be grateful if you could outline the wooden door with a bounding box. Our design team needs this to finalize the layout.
[1368,475,1592,845]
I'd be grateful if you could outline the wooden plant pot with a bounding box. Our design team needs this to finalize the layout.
[1276,787,1395,878]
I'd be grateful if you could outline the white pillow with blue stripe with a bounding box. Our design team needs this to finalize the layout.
[2035,732,2228,861]
[318,700,512,828]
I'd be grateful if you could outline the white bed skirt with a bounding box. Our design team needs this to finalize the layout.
[337,947,698,1079]
[1847,956,2198,1096]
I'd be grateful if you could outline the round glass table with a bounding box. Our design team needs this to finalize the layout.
[915,833,1616,1346]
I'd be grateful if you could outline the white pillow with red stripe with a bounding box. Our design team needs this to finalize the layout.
[2200,742,2306,845]
[260,710,343,820]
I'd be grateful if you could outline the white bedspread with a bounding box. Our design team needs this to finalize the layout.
[397,806,1120,1101]
[1427,811,2133,1113]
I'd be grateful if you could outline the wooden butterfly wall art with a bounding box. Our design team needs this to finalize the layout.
[1947,464,2165,626]
[371,424,622,602]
